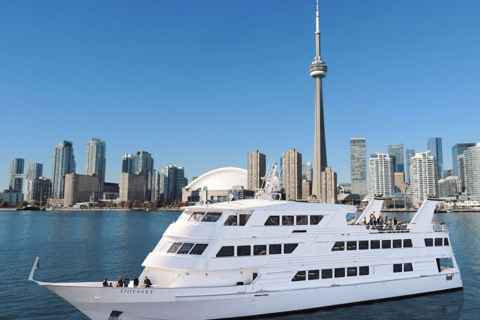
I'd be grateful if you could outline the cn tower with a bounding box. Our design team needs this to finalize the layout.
[310,0,328,200]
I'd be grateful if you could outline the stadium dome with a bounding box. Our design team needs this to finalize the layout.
[185,167,247,191]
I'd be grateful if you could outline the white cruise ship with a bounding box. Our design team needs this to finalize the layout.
[29,167,463,320]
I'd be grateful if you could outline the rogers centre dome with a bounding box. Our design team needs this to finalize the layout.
[185,167,247,191]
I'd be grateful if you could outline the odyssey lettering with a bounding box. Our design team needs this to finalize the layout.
[120,289,154,294]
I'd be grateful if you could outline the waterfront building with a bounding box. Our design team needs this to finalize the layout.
[122,153,136,173]
[301,180,312,200]
[405,148,415,183]
[247,150,266,191]
[86,138,106,193]
[310,1,329,201]
[64,174,101,207]
[1,190,23,204]
[121,151,154,201]
[9,158,25,191]
[103,182,119,200]
[320,167,337,204]
[26,163,43,180]
[464,143,480,200]
[302,162,313,182]
[51,141,76,199]
[119,172,146,202]
[428,138,443,179]
[24,177,51,202]
[387,144,404,173]
[368,153,395,199]
[457,154,466,192]
[438,176,460,198]
[350,138,367,196]
[182,167,251,203]
[282,148,302,201]
[159,165,187,204]
[452,142,476,176]
[409,151,438,207]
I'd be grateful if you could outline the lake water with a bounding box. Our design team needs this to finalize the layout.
[0,209,478,319]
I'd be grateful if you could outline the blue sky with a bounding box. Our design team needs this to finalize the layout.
[1,0,479,189]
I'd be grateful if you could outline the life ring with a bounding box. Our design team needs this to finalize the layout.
[369,214,375,220]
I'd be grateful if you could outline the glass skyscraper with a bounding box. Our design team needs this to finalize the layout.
[121,151,154,201]
[159,165,187,204]
[9,158,25,191]
[452,142,476,176]
[388,144,404,173]
[428,138,443,180]
[86,138,106,193]
[465,143,480,200]
[26,163,43,180]
[350,138,367,196]
[405,148,415,184]
[51,141,76,199]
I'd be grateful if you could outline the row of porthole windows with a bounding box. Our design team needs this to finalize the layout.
[425,238,449,247]
[264,215,324,226]
[292,266,370,282]
[393,263,413,273]
[187,211,253,226]
[331,239,413,251]
[167,242,209,255]
[216,243,299,257]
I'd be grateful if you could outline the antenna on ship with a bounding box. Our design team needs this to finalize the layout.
[256,162,281,200]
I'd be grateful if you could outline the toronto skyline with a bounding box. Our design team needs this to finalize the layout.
[1,0,480,190]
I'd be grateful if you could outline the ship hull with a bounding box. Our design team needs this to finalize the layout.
[42,272,462,320]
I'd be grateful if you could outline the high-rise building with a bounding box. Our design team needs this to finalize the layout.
[159,165,187,204]
[464,143,480,200]
[24,177,51,202]
[26,163,43,180]
[409,151,438,207]
[405,148,415,184]
[51,141,76,199]
[64,173,101,206]
[86,138,106,193]
[457,154,466,192]
[121,151,154,201]
[302,162,313,182]
[320,167,337,204]
[9,158,25,191]
[387,144,404,173]
[282,149,302,201]
[310,2,329,201]
[452,143,476,176]
[122,153,136,173]
[301,180,312,200]
[247,150,266,191]
[119,172,146,203]
[438,176,460,198]
[350,138,367,196]
[368,153,395,198]
[428,138,443,179]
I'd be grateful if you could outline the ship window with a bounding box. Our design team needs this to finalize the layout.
[347,267,357,277]
[435,238,443,246]
[321,269,332,279]
[224,215,238,226]
[269,244,281,254]
[282,216,294,225]
[265,216,280,226]
[335,268,345,278]
[296,215,308,225]
[382,240,391,249]
[216,246,234,257]
[177,243,195,254]
[359,241,369,250]
[237,245,251,256]
[393,239,402,248]
[404,263,413,272]
[310,215,324,225]
[332,241,345,251]
[308,270,319,280]
[425,238,433,247]
[444,238,449,246]
[292,271,306,282]
[393,264,402,273]
[167,242,183,253]
[189,244,208,255]
[239,214,251,226]
[359,266,369,276]
[188,212,205,222]
[347,241,357,250]
[437,257,454,272]
[254,245,267,256]
[284,243,298,254]
[202,212,222,222]
[403,239,413,248]
[371,240,380,249]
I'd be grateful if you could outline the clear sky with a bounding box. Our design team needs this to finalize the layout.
[1,0,480,190]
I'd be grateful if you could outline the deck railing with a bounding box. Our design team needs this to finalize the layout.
[432,222,447,232]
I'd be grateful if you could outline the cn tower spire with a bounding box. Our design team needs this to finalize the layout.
[310,0,328,201]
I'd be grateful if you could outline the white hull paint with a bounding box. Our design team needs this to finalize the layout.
[42,272,462,320]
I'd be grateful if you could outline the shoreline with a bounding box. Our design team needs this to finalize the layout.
[0,208,183,212]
